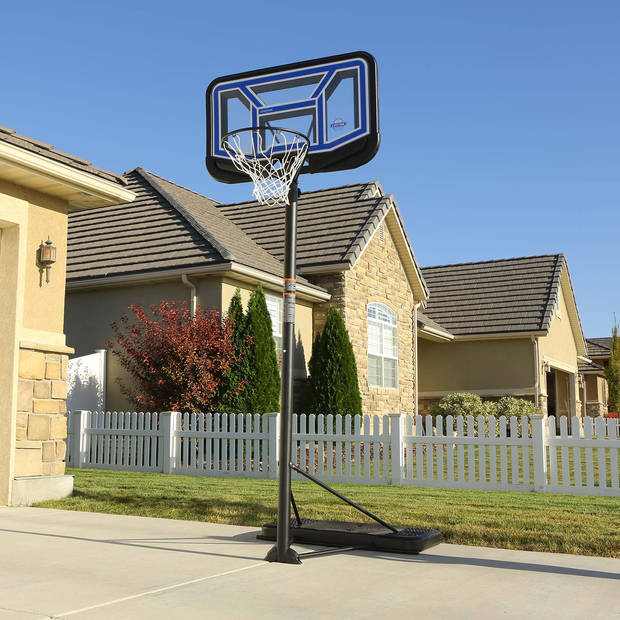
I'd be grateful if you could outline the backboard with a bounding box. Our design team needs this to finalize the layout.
[206,51,379,183]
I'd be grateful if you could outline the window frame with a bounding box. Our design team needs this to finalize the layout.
[367,302,399,389]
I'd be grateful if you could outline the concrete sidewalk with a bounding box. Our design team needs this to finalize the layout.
[0,508,618,619]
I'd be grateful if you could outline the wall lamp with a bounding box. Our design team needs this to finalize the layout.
[38,237,57,284]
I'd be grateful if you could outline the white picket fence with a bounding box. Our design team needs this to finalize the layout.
[67,411,620,496]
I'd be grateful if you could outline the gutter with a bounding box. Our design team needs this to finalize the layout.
[413,302,421,415]
[66,262,331,302]
[532,336,540,408]
[181,274,196,317]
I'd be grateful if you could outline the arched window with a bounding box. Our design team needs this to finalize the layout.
[367,303,398,388]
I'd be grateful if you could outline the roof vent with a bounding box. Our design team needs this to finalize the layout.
[378,224,385,244]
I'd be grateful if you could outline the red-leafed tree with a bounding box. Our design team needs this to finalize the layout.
[107,301,247,412]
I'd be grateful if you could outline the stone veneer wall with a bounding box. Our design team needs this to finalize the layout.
[309,223,416,415]
[15,343,69,477]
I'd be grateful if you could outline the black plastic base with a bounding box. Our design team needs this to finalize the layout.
[264,544,302,564]
[259,519,441,555]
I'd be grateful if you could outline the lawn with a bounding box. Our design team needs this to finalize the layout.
[36,469,620,558]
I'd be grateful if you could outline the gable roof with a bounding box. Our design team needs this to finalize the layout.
[421,255,586,352]
[67,169,323,297]
[216,181,429,300]
[586,337,612,358]
[0,125,126,186]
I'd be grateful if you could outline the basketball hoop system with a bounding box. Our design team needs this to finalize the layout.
[208,53,439,565]
[221,127,309,206]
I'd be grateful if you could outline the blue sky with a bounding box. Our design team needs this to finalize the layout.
[1,1,618,337]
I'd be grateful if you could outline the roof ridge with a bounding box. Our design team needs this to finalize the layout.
[341,194,392,266]
[422,253,563,271]
[133,168,235,262]
[137,169,221,205]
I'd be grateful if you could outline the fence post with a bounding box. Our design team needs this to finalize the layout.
[265,412,279,480]
[70,410,89,468]
[160,411,180,474]
[531,414,547,492]
[388,413,404,485]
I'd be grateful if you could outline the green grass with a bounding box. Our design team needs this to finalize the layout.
[36,468,620,558]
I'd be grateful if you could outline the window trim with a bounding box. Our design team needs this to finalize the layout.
[264,292,283,357]
[367,302,399,389]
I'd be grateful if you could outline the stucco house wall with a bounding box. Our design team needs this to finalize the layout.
[0,130,133,506]
[537,282,580,416]
[418,337,535,411]
[66,276,315,411]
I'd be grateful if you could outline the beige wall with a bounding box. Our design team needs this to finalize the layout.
[310,222,417,415]
[66,279,193,410]
[0,180,68,339]
[419,337,535,398]
[538,284,578,385]
[66,275,316,411]
[0,197,27,504]
[0,181,71,504]
[538,284,579,415]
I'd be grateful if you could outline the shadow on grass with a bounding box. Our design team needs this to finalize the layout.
[70,489,275,526]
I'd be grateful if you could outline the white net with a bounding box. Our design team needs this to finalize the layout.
[222,128,309,206]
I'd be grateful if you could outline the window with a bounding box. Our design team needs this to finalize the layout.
[265,293,283,357]
[367,302,398,388]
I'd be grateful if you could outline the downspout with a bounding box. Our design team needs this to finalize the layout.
[413,302,421,415]
[181,274,196,318]
[532,336,540,409]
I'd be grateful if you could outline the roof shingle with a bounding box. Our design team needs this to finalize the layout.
[0,125,126,186]
[421,255,565,336]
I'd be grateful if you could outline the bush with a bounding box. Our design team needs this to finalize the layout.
[429,393,539,436]
[495,396,540,418]
[305,307,362,415]
[430,393,496,420]
[218,290,252,413]
[244,285,281,413]
[107,300,242,412]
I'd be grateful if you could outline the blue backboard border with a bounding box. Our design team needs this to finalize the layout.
[206,51,380,184]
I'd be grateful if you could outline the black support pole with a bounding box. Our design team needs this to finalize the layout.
[264,179,301,565]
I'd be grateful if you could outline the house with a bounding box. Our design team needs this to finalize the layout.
[0,125,135,505]
[580,338,612,415]
[417,254,592,421]
[65,173,428,415]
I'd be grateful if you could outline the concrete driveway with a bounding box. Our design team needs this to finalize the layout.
[0,507,618,619]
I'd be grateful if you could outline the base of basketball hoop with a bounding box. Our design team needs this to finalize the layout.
[264,544,301,564]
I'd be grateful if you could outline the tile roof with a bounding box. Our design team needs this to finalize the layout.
[578,360,606,374]
[67,168,317,288]
[420,254,565,336]
[586,337,612,358]
[0,125,126,186]
[215,182,393,270]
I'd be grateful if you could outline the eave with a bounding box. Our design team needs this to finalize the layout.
[0,141,135,210]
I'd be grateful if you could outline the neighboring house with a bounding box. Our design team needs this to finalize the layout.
[65,173,428,415]
[417,255,591,421]
[581,338,612,415]
[0,125,135,505]
[216,182,429,415]
[65,168,328,411]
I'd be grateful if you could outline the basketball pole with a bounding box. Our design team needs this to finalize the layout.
[265,178,301,565]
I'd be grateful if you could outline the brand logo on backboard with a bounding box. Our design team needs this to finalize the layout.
[330,118,347,129]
